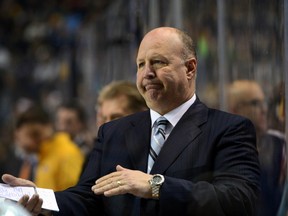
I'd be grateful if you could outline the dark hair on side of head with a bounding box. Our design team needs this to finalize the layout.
[15,105,51,129]
[175,29,197,60]
[57,99,87,124]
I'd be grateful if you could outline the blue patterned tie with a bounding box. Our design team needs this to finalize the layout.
[147,117,169,173]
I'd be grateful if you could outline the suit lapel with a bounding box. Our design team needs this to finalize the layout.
[125,111,151,172]
[151,100,208,174]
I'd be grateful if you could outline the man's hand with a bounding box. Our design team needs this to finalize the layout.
[2,174,36,187]
[1,174,47,216]
[91,165,153,198]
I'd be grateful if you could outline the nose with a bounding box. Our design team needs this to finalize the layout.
[260,101,268,113]
[143,64,156,79]
[261,104,267,114]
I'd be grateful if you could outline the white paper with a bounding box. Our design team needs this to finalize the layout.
[0,183,59,211]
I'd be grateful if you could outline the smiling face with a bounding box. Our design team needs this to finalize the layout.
[136,27,197,115]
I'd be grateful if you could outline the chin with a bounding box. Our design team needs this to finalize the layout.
[22,147,36,154]
[145,92,159,102]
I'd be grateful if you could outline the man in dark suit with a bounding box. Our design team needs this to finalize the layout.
[2,27,260,216]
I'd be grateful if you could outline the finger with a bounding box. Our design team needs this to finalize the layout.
[25,194,40,212]
[94,182,126,197]
[18,195,30,206]
[2,174,36,187]
[94,177,112,189]
[2,174,19,185]
[93,178,126,195]
[95,164,126,185]
[31,198,43,215]
[116,165,126,171]
[103,182,127,197]
[95,171,121,185]
[92,179,117,194]
[95,173,115,184]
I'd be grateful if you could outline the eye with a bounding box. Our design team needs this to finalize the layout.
[138,62,145,69]
[152,60,167,68]
[153,60,164,65]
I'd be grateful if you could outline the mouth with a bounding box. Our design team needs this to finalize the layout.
[144,83,162,91]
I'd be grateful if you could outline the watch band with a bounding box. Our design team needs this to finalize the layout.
[151,184,161,199]
[149,174,165,199]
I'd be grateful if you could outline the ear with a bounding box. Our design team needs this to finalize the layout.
[185,58,197,80]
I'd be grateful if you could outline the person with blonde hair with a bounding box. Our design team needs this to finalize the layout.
[96,80,148,129]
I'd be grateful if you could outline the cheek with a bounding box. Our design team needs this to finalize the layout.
[136,80,145,96]
[136,73,143,86]
[245,109,263,125]
[249,108,262,119]
[164,75,183,92]
[242,110,255,120]
[17,137,37,151]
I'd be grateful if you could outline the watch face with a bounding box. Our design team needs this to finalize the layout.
[154,175,162,183]
[153,174,164,184]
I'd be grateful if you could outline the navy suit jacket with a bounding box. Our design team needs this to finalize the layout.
[54,98,260,216]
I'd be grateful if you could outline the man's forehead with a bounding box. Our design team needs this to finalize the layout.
[17,123,44,131]
[140,31,177,47]
[137,44,163,59]
[58,109,77,118]
[102,95,129,107]
[137,38,181,61]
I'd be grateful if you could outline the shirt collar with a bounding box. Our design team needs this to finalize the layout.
[150,94,196,128]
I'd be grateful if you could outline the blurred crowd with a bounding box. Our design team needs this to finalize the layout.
[0,0,284,138]
[0,80,147,190]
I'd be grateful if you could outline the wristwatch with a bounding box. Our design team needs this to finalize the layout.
[148,174,165,199]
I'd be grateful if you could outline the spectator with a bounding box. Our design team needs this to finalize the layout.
[55,100,94,157]
[95,80,148,130]
[228,79,286,216]
[13,105,84,191]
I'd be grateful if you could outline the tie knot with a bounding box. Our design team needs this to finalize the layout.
[155,117,169,132]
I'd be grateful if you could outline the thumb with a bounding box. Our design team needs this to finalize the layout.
[116,165,127,171]
[2,174,36,187]
[2,174,17,185]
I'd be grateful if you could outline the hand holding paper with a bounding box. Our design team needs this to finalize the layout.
[1,174,59,213]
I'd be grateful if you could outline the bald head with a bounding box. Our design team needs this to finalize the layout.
[228,80,264,110]
[136,27,197,114]
[141,27,197,60]
[228,80,267,135]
